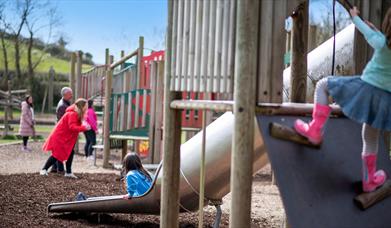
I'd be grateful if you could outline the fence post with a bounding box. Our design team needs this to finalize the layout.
[3,80,11,136]
[48,66,55,112]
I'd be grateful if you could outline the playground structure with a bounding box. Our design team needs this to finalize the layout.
[49,0,391,227]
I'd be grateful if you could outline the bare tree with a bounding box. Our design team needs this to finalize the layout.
[25,0,60,83]
[0,1,9,81]
[6,0,32,79]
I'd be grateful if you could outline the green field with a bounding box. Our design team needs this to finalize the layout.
[0,39,92,75]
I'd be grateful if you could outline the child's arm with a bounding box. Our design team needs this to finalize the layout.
[352,16,386,49]
[126,174,137,198]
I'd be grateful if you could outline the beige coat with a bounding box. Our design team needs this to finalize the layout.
[18,101,35,136]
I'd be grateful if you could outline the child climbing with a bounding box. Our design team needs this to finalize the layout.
[40,98,90,177]
[294,6,391,193]
[84,99,98,160]
[122,152,153,199]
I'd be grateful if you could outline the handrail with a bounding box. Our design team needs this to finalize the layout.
[82,64,106,75]
[110,49,139,70]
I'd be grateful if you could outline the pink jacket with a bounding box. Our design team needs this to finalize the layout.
[86,108,97,131]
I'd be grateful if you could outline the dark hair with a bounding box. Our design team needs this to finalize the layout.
[383,7,391,48]
[123,152,152,181]
[88,99,93,108]
[25,95,33,108]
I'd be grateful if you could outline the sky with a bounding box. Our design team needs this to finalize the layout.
[3,0,350,65]
[53,0,167,64]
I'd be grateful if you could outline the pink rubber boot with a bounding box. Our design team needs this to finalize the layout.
[362,153,387,192]
[294,104,332,144]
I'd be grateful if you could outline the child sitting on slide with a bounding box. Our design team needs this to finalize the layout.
[122,152,153,199]
[294,6,391,193]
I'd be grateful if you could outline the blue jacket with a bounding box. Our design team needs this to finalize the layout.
[126,170,153,197]
[352,16,391,92]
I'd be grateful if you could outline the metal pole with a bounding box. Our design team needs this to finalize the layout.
[198,110,207,228]
[230,0,259,227]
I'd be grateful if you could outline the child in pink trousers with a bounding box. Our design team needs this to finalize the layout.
[294,6,391,193]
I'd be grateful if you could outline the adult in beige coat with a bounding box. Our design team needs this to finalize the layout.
[19,95,35,151]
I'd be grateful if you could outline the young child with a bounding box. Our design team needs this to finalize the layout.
[40,98,90,177]
[294,6,391,193]
[84,99,98,159]
[19,95,35,152]
[122,152,153,199]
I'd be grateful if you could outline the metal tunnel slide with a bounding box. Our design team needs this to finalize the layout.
[48,112,269,214]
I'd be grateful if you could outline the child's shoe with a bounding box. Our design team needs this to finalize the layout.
[294,104,331,144]
[64,173,78,179]
[362,153,387,192]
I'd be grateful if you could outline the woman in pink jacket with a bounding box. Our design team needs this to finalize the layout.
[84,99,98,159]
[19,95,35,152]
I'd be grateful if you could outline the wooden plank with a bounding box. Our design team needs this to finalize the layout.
[187,0,197,91]
[128,92,132,129]
[142,89,147,127]
[199,0,210,92]
[271,0,287,103]
[206,0,217,92]
[175,0,184,91]
[135,90,140,128]
[181,0,191,91]
[153,61,165,164]
[227,0,236,94]
[220,0,230,93]
[121,95,126,131]
[137,36,144,89]
[258,0,274,103]
[193,0,204,92]
[213,0,224,93]
[148,61,158,164]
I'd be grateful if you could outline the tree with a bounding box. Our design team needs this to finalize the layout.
[25,0,60,85]
[57,36,68,49]
[7,0,31,79]
[0,1,9,81]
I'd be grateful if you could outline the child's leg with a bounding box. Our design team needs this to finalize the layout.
[89,132,96,157]
[361,123,386,192]
[294,77,332,144]
[84,132,90,157]
[22,136,28,147]
[314,77,330,105]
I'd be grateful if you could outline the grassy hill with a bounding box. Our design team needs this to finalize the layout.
[0,39,92,75]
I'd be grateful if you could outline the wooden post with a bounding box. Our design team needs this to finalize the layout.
[160,0,182,227]
[76,51,83,99]
[48,66,55,112]
[3,80,11,136]
[70,53,76,102]
[230,0,259,228]
[103,49,112,168]
[8,80,12,120]
[290,1,308,103]
[153,61,165,164]
[137,36,144,89]
[308,24,317,52]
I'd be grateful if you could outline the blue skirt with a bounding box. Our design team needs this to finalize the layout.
[328,76,391,131]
